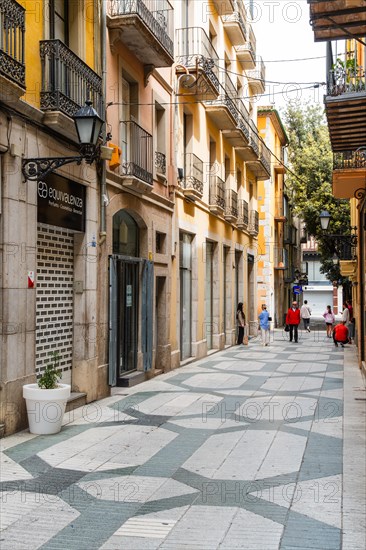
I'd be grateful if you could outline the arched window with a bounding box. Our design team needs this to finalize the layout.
[112,210,139,256]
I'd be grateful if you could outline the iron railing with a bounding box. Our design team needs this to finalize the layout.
[327,46,366,96]
[121,120,153,185]
[237,99,250,140]
[259,141,271,174]
[221,5,247,38]
[334,149,366,169]
[209,175,225,209]
[175,27,220,91]
[206,70,238,120]
[182,152,203,195]
[247,56,265,85]
[237,199,249,227]
[40,39,103,117]
[249,119,259,156]
[109,0,174,58]
[284,266,295,283]
[0,0,25,88]
[155,151,166,174]
[225,189,238,218]
[249,210,259,233]
[284,223,297,245]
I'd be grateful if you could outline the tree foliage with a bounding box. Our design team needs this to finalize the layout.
[282,101,350,283]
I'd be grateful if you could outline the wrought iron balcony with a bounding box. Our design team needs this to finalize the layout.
[332,148,366,199]
[209,175,225,215]
[274,198,286,223]
[308,0,366,41]
[204,71,238,130]
[325,43,366,152]
[181,152,203,200]
[284,223,297,245]
[235,24,256,70]
[0,0,25,90]
[108,0,174,67]
[155,151,166,175]
[239,118,260,165]
[247,56,265,94]
[259,141,271,177]
[284,266,295,283]
[222,4,247,46]
[334,149,366,170]
[248,210,259,236]
[175,27,220,99]
[40,40,103,118]
[120,120,153,191]
[225,189,238,223]
[274,247,287,270]
[237,199,249,230]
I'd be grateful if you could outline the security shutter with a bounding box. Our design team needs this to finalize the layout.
[36,224,74,384]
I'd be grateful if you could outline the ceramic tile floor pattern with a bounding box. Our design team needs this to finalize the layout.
[1,330,365,549]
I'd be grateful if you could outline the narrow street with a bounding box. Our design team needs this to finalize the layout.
[1,330,365,550]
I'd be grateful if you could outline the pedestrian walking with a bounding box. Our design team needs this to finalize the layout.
[323,305,335,338]
[333,321,349,348]
[300,300,311,332]
[258,304,270,346]
[346,300,355,343]
[285,301,301,343]
[236,302,246,345]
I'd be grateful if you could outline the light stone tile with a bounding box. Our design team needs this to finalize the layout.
[255,432,307,479]
[219,507,283,549]
[290,475,342,529]
[138,392,204,416]
[288,353,330,362]
[184,373,248,390]
[0,432,37,451]
[0,453,34,482]
[0,494,79,547]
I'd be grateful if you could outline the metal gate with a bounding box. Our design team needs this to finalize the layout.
[109,256,153,386]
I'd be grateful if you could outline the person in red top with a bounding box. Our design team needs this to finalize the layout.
[333,321,349,347]
[286,301,301,343]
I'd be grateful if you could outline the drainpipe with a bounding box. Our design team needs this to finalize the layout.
[99,0,107,245]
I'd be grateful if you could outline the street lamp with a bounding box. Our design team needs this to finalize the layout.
[319,210,331,231]
[319,210,357,260]
[22,100,104,181]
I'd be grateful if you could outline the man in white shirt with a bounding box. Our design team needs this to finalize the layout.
[300,300,311,332]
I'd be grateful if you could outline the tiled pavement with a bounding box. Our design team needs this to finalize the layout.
[1,330,365,550]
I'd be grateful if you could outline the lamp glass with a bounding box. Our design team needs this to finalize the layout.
[332,253,339,265]
[73,101,103,146]
[319,210,331,231]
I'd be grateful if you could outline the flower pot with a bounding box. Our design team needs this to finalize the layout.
[23,383,71,435]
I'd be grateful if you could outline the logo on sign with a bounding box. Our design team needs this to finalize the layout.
[38,181,48,198]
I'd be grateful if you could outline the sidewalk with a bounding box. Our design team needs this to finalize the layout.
[1,330,365,549]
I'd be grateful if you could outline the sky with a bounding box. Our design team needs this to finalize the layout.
[250,0,327,112]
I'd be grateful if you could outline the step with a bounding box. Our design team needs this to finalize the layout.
[118,371,146,388]
[65,392,87,413]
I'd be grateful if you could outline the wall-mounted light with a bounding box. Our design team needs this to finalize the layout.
[22,100,105,181]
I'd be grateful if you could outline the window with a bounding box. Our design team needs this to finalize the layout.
[156,232,166,254]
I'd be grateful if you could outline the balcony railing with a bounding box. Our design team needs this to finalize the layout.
[221,3,247,45]
[205,71,238,126]
[237,99,250,141]
[247,56,265,91]
[109,0,174,62]
[209,175,225,213]
[334,149,366,169]
[40,40,103,118]
[259,141,271,175]
[175,27,220,92]
[237,199,249,229]
[284,223,297,245]
[284,266,295,283]
[182,152,203,197]
[155,151,166,175]
[248,210,259,235]
[225,189,238,221]
[327,48,366,97]
[249,119,259,156]
[121,121,153,185]
[0,0,25,88]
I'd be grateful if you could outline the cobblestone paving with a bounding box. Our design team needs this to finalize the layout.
[1,330,365,549]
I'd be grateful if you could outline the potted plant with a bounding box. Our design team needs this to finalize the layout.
[23,351,71,435]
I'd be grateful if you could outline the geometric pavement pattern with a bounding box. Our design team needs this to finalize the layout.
[0,329,358,549]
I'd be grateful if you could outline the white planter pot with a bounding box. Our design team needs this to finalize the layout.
[23,383,71,435]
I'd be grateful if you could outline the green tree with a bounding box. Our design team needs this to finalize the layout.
[282,101,350,283]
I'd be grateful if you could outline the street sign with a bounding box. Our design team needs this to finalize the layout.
[293,285,302,294]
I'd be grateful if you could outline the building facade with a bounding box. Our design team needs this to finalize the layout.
[0,0,105,434]
[308,1,366,370]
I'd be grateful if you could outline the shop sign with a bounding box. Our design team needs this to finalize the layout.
[37,173,86,232]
